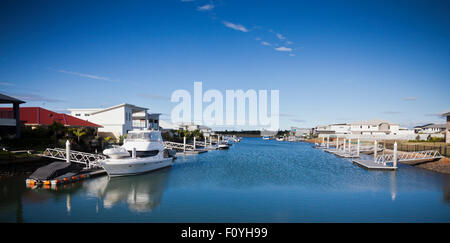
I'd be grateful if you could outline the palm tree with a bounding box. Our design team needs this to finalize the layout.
[72,128,87,143]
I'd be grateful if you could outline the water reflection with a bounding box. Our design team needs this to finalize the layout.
[98,168,171,212]
[390,171,397,201]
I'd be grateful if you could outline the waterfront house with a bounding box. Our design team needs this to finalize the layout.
[291,127,311,138]
[0,107,102,130]
[0,93,25,138]
[315,119,415,140]
[175,122,212,137]
[159,120,180,132]
[443,112,450,144]
[314,123,351,135]
[414,123,446,134]
[350,119,400,135]
[68,103,159,139]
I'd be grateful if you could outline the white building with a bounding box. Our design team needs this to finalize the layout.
[350,119,400,135]
[414,123,446,134]
[314,123,350,135]
[68,103,160,139]
[291,127,311,137]
[316,119,415,140]
[159,120,180,131]
[443,112,450,144]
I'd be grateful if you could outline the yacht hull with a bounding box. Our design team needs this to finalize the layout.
[101,157,173,177]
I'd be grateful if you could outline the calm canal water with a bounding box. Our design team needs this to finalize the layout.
[1,138,449,222]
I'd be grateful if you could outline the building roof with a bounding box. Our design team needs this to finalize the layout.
[68,103,148,116]
[423,124,446,129]
[0,93,26,104]
[0,107,102,128]
[414,123,435,129]
[351,119,399,126]
[90,103,148,115]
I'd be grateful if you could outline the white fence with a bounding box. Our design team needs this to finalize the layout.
[318,133,444,141]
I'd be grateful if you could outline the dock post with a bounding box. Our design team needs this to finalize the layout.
[374,140,378,163]
[327,136,329,149]
[336,137,339,150]
[66,140,70,163]
[348,138,351,154]
[210,136,212,147]
[343,138,346,152]
[183,136,186,153]
[393,142,398,168]
[193,137,196,150]
[132,147,136,159]
[322,137,325,146]
[357,139,360,157]
[205,137,207,149]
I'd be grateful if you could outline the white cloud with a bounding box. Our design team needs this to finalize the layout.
[7,93,65,103]
[261,41,271,46]
[222,21,249,32]
[274,46,292,52]
[58,69,116,82]
[197,4,214,11]
[276,33,286,40]
[0,82,14,86]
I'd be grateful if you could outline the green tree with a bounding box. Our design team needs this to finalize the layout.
[72,128,87,143]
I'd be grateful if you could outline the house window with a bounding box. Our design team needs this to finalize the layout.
[75,114,81,116]
[85,114,90,117]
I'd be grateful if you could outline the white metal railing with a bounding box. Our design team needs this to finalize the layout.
[164,141,194,150]
[375,150,442,165]
[41,148,106,168]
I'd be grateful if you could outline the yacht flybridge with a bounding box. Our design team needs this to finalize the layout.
[101,130,174,177]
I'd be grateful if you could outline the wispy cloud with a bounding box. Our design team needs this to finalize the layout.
[137,93,170,101]
[0,82,14,86]
[274,46,292,52]
[276,33,286,40]
[382,111,402,114]
[222,21,249,32]
[58,69,116,82]
[261,41,271,46]
[291,119,306,123]
[197,4,214,11]
[7,93,65,103]
[402,97,417,101]
[425,113,446,119]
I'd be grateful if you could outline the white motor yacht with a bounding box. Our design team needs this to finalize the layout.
[101,130,174,177]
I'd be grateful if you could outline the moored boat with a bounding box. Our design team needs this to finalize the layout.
[101,130,174,177]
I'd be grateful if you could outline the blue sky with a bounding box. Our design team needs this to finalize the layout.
[0,0,449,130]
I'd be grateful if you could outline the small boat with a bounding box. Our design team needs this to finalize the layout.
[218,144,229,150]
[262,136,270,140]
[100,130,174,177]
[276,137,284,141]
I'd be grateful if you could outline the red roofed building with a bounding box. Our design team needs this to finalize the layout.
[0,107,102,129]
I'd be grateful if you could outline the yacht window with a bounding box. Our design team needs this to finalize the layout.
[150,132,162,141]
[143,133,151,140]
[127,133,137,140]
